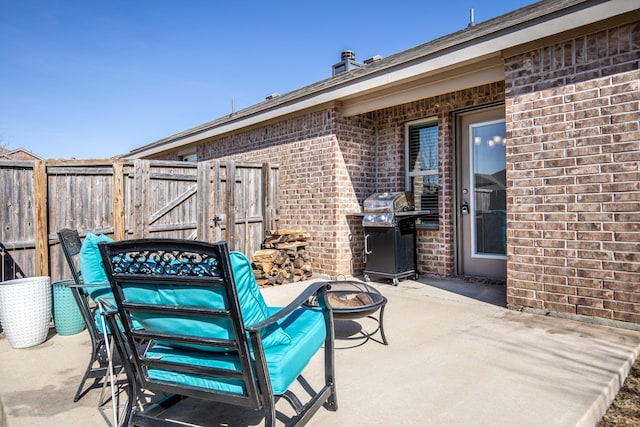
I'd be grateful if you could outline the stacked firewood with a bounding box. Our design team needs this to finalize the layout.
[251,229,312,286]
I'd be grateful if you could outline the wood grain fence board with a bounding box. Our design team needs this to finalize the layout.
[0,162,36,281]
[197,160,214,242]
[263,163,274,232]
[212,160,223,243]
[225,161,236,250]
[133,160,151,238]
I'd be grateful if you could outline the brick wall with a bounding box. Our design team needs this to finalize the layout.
[189,107,376,277]
[365,83,505,276]
[505,22,640,324]
[156,84,506,278]
[335,113,376,274]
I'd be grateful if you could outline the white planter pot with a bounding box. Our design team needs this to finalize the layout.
[0,276,52,348]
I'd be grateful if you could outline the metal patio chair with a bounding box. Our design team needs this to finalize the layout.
[98,238,337,426]
[57,228,122,403]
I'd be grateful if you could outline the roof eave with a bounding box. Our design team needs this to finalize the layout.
[127,0,638,159]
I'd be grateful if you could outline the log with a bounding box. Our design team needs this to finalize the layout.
[268,229,307,235]
[274,242,307,250]
[253,249,279,262]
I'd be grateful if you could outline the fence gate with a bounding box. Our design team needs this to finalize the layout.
[0,159,279,282]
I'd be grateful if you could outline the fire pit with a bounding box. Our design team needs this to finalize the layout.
[307,280,388,345]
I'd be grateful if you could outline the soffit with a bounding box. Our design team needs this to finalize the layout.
[339,55,505,116]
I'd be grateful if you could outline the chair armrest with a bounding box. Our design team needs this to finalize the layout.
[246,281,330,333]
[53,279,110,289]
[65,282,111,289]
[96,296,118,316]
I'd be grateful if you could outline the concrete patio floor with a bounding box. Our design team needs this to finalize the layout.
[1,277,639,427]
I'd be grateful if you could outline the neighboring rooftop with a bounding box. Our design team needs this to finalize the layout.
[0,148,43,161]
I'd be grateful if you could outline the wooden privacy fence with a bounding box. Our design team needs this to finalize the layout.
[0,159,279,282]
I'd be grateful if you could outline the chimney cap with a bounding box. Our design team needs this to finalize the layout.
[341,50,356,61]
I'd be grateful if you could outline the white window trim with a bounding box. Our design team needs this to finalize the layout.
[404,117,438,190]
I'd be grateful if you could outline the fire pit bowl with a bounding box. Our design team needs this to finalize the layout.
[306,280,388,345]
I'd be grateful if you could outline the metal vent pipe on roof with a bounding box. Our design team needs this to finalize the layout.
[341,50,356,61]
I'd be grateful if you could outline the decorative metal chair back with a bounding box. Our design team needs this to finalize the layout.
[99,238,337,427]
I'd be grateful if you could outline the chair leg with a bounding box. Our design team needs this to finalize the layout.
[73,340,107,402]
[326,387,338,411]
[120,384,136,427]
[73,361,95,402]
[263,397,276,427]
[73,343,101,402]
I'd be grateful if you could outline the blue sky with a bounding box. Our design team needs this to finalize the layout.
[0,0,536,159]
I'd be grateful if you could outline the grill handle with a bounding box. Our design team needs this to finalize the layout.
[364,233,372,255]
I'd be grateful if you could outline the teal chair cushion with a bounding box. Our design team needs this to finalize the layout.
[125,251,291,350]
[78,232,113,301]
[145,306,326,395]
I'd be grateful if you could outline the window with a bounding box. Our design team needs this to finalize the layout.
[406,120,439,229]
[180,153,197,162]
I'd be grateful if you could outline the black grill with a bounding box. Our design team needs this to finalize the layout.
[361,192,428,285]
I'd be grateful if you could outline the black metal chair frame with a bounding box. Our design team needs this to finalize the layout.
[57,228,122,403]
[99,238,337,427]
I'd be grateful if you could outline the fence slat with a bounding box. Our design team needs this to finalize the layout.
[225,161,236,250]
[213,160,222,243]
[133,160,151,238]
[197,161,214,242]
[263,163,273,232]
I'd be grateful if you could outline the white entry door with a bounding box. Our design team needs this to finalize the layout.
[458,106,507,279]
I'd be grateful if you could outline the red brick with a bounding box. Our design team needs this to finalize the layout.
[577,306,613,318]
[544,301,576,314]
[569,296,604,308]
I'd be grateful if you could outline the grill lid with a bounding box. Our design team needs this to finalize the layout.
[363,192,413,213]
[362,192,414,227]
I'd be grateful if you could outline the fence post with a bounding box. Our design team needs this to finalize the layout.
[33,160,49,277]
[112,160,125,241]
